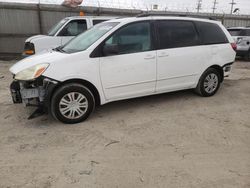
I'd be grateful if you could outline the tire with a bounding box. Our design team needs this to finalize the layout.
[51,83,95,124]
[244,50,250,61]
[195,68,222,97]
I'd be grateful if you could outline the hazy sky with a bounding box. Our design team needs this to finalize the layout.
[1,0,250,14]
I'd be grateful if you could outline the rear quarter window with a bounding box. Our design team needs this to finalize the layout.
[195,21,228,45]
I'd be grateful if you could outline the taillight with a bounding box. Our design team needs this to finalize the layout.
[231,43,237,51]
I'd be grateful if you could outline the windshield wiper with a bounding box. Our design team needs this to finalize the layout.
[53,46,66,53]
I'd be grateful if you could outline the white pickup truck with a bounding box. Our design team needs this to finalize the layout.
[23,16,115,56]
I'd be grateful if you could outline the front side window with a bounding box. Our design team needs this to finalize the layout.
[48,18,69,36]
[58,20,87,36]
[156,20,199,49]
[196,21,228,45]
[61,22,119,53]
[103,22,152,55]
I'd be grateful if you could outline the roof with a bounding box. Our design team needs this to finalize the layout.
[64,16,118,20]
[228,27,250,30]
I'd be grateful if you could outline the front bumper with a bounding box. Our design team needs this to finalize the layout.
[10,81,22,103]
[10,76,58,111]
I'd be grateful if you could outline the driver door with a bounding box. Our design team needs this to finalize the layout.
[99,21,157,101]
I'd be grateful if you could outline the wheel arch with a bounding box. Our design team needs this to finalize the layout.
[206,65,224,82]
[51,79,101,106]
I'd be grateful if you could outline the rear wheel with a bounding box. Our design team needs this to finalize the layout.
[195,68,221,97]
[244,50,250,61]
[51,84,95,124]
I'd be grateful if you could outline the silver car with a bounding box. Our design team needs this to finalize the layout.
[228,27,250,60]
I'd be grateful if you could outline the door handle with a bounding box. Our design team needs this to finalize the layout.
[144,55,156,60]
[158,53,169,58]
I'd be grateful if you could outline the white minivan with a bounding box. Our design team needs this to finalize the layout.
[23,16,114,56]
[10,16,236,124]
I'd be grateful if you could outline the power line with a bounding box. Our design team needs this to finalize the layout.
[196,0,202,13]
[212,0,218,14]
[229,0,236,14]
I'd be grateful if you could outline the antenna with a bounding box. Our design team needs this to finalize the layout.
[229,0,236,14]
[212,0,218,14]
[196,0,202,13]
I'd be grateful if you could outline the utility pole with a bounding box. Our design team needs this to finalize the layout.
[212,0,218,14]
[196,0,202,13]
[229,0,236,14]
[37,0,42,34]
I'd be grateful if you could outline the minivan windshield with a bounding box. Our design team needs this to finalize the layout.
[61,22,119,53]
[48,18,69,36]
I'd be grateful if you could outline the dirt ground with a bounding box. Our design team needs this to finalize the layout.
[0,60,250,188]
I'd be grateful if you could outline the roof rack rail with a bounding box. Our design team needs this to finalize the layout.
[136,13,186,17]
[136,13,217,20]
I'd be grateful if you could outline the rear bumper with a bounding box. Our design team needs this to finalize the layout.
[236,50,249,57]
[223,62,234,77]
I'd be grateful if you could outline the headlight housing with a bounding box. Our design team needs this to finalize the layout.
[24,42,35,55]
[15,63,49,81]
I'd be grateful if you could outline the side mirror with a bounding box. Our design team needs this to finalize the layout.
[103,44,119,56]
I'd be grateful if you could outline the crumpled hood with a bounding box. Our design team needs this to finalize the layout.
[9,50,68,74]
[25,35,47,42]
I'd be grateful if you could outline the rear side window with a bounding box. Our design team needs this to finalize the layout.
[156,20,199,49]
[195,22,228,45]
[93,19,108,25]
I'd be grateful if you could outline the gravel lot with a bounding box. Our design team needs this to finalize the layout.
[0,60,250,188]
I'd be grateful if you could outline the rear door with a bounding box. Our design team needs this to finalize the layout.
[155,20,206,92]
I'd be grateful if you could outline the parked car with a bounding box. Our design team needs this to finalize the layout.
[10,16,236,124]
[227,27,250,60]
[23,16,115,56]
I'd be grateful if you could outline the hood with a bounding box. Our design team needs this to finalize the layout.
[9,50,68,74]
[25,35,48,42]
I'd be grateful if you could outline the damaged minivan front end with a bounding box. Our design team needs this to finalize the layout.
[9,63,58,114]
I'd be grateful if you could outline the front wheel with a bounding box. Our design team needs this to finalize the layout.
[195,68,221,97]
[51,84,95,124]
